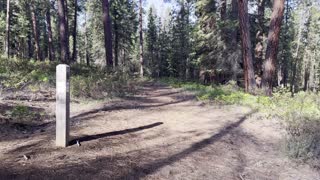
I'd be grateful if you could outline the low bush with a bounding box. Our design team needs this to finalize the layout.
[279,92,320,165]
[71,70,137,99]
[0,57,137,99]
[5,105,42,122]
[0,57,56,89]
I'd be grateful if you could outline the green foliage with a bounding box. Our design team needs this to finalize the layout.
[275,92,320,164]
[9,105,29,118]
[143,1,193,79]
[71,69,137,99]
[83,0,138,66]
[0,57,137,99]
[194,0,241,81]
[0,57,56,89]
[5,105,41,122]
[145,7,158,77]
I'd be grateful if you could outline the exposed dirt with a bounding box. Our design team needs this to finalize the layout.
[0,83,319,180]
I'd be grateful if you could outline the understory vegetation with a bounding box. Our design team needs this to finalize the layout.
[0,57,138,100]
[161,78,320,166]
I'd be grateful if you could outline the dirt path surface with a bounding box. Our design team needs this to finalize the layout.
[0,83,319,180]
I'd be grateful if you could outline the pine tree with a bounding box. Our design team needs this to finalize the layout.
[146,7,158,76]
[102,0,113,67]
[139,0,144,77]
[71,0,78,62]
[238,0,256,93]
[46,0,55,61]
[262,0,285,96]
[58,0,69,63]
[4,0,9,58]
[30,2,41,61]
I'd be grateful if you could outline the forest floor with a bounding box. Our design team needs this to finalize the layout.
[0,82,319,180]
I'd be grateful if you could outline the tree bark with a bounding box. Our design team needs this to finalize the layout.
[290,7,309,95]
[65,0,70,61]
[262,0,285,96]
[5,0,10,58]
[254,0,266,77]
[30,4,41,61]
[238,0,256,93]
[84,7,89,66]
[303,61,310,91]
[139,0,144,77]
[71,0,77,62]
[282,0,290,87]
[102,0,113,67]
[58,0,69,64]
[114,21,119,67]
[27,34,33,59]
[46,1,55,61]
[220,0,226,20]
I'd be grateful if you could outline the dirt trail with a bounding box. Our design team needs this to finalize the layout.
[0,83,319,180]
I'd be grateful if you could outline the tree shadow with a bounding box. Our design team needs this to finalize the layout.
[0,111,257,179]
[150,91,180,97]
[72,98,191,121]
[117,110,256,179]
[69,122,164,146]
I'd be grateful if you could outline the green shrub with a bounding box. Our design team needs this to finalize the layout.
[0,57,56,89]
[0,57,137,99]
[71,69,137,99]
[5,105,41,122]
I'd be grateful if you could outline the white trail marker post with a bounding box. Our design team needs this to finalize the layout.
[56,64,70,147]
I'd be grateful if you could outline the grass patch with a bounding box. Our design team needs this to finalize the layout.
[2,104,47,123]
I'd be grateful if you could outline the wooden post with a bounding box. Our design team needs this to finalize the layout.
[56,64,70,147]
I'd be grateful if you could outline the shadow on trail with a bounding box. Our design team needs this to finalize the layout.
[69,122,163,146]
[117,110,257,179]
[0,111,256,180]
[72,98,192,121]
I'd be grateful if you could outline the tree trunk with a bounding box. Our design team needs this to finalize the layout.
[282,0,290,87]
[102,0,113,67]
[254,0,266,77]
[30,5,41,61]
[114,21,119,67]
[46,2,55,61]
[303,62,310,91]
[220,0,226,20]
[57,0,69,64]
[5,0,10,58]
[262,0,285,96]
[84,8,89,66]
[71,0,77,62]
[238,0,256,93]
[290,8,309,95]
[65,0,70,61]
[139,0,144,77]
[27,34,33,59]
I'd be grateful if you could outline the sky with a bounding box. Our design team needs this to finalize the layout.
[78,0,175,30]
[145,0,176,22]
